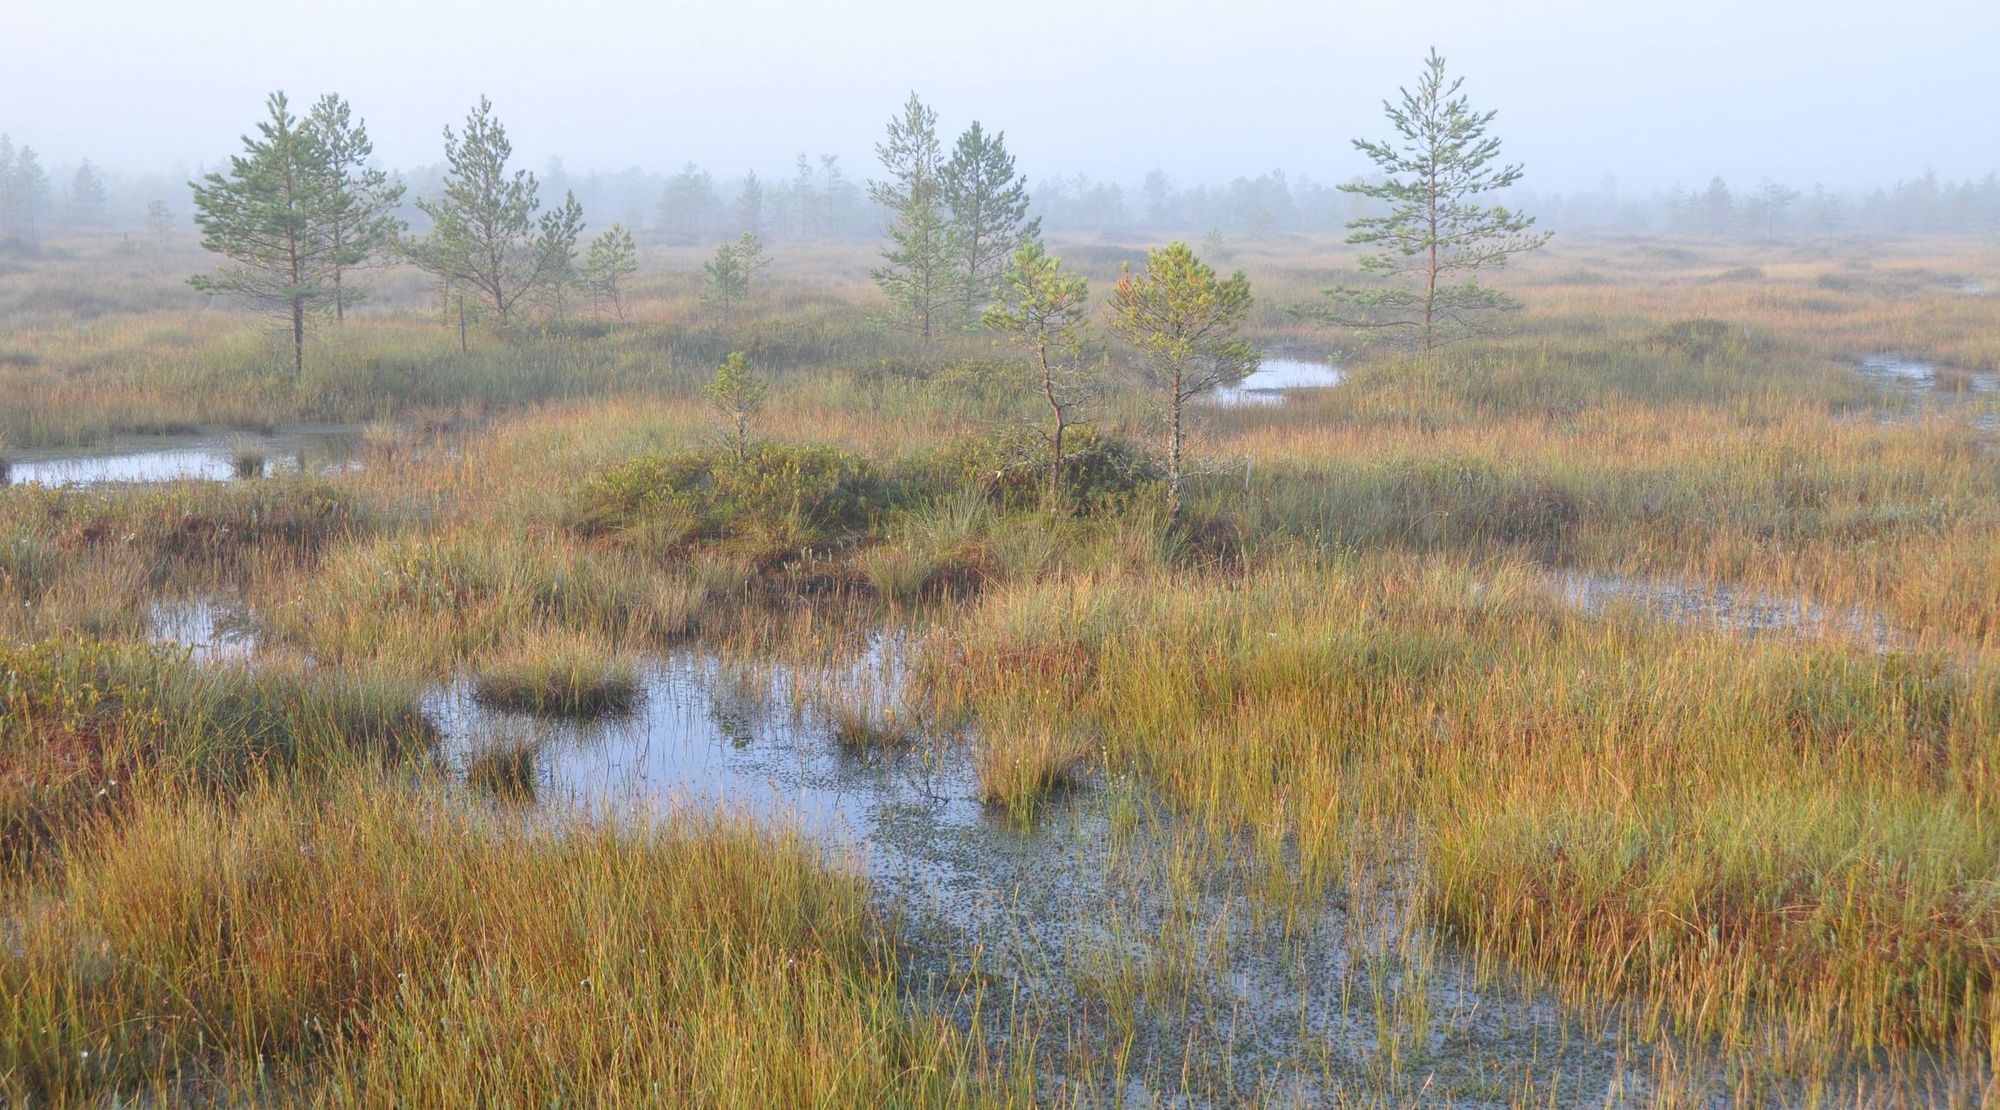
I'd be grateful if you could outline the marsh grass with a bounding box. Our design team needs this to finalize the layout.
[924,556,2000,1072]
[829,701,919,752]
[0,639,432,871]
[0,770,995,1105]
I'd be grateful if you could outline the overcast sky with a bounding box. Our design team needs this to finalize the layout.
[4,0,1995,193]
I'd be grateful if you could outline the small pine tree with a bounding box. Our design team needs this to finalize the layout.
[144,199,176,250]
[703,352,767,464]
[984,241,1094,508]
[584,223,638,321]
[533,193,585,321]
[407,98,579,325]
[1105,242,1256,518]
[702,239,747,320]
[733,231,767,290]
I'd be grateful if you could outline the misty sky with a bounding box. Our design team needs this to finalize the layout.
[5,0,1996,193]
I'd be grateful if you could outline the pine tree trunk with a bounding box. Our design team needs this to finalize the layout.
[1167,371,1185,520]
[1042,346,1065,509]
[333,219,346,324]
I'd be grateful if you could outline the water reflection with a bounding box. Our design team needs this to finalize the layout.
[4,425,364,486]
[1212,357,1345,406]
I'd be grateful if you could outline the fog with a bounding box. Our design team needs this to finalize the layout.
[5,0,1996,195]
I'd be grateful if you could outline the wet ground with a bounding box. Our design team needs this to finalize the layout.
[422,639,1669,1105]
[1553,570,1902,650]
[139,602,1985,1104]
[2,425,364,486]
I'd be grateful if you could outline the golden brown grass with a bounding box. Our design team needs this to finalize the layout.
[0,769,997,1105]
[921,556,2000,1074]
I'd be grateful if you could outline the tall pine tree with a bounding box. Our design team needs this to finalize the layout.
[189,92,341,375]
[942,121,1038,318]
[307,94,405,322]
[67,160,107,226]
[869,93,958,342]
[407,98,580,324]
[1317,49,1549,352]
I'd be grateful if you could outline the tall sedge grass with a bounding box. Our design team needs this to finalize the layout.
[0,769,1000,1105]
[0,639,431,871]
[920,554,2000,1065]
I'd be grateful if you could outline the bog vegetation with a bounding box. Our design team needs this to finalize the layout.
[1,49,1998,1107]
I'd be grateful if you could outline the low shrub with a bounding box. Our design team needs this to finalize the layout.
[910,426,1161,516]
[572,444,890,564]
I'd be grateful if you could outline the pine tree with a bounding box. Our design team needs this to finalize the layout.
[658,162,720,245]
[1701,177,1735,235]
[407,98,578,324]
[1142,169,1174,226]
[1317,49,1549,352]
[3,143,51,236]
[533,193,585,321]
[1105,242,1256,518]
[67,160,108,226]
[0,136,13,234]
[703,352,767,464]
[985,241,1095,507]
[702,237,748,321]
[942,121,1039,319]
[733,231,767,288]
[869,93,958,342]
[145,199,176,249]
[736,172,765,237]
[584,223,638,321]
[188,91,341,375]
[820,155,852,233]
[791,154,818,237]
[306,94,405,321]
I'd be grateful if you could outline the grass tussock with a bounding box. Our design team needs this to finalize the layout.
[828,702,919,752]
[974,722,1093,817]
[471,633,643,719]
[464,734,541,801]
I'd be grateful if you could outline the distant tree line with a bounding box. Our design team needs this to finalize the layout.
[9,117,1997,247]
